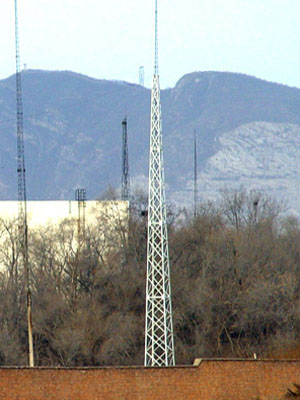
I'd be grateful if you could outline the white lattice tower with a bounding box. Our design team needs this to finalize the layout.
[144,0,175,367]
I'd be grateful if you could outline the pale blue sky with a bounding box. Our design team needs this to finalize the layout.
[0,0,300,88]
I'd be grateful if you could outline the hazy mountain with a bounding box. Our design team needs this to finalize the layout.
[1,69,300,212]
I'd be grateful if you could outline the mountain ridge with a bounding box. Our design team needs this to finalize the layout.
[1,69,300,212]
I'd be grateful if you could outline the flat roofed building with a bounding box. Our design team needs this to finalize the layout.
[0,360,300,399]
[0,200,128,228]
[0,200,129,271]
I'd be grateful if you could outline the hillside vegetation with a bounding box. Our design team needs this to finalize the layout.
[0,188,300,366]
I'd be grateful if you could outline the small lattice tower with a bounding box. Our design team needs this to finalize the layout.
[75,188,87,244]
[144,0,175,366]
[121,118,130,201]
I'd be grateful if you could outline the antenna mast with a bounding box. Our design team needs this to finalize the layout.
[194,130,198,219]
[139,66,145,86]
[75,188,87,244]
[121,117,130,201]
[14,0,34,366]
[144,0,175,366]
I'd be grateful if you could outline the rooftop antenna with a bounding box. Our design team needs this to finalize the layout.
[73,188,86,307]
[144,0,175,366]
[75,188,87,244]
[194,130,198,219]
[121,117,130,201]
[14,0,34,367]
[139,66,145,86]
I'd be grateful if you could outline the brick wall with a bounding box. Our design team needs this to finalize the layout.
[0,360,299,400]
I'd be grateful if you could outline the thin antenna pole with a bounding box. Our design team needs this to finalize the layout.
[194,130,198,219]
[154,0,158,75]
[14,0,34,367]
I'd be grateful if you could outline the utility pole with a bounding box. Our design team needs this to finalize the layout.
[121,117,130,201]
[144,0,175,366]
[14,0,34,367]
[194,130,198,219]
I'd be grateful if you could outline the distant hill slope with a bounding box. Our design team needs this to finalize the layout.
[1,69,300,212]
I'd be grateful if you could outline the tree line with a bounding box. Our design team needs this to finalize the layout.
[0,187,300,366]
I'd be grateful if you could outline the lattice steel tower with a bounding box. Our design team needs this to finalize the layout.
[14,0,34,367]
[75,188,87,244]
[121,117,130,201]
[144,0,175,366]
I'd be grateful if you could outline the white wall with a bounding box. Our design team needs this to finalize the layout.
[0,200,129,228]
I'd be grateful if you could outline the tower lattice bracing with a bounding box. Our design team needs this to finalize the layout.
[14,0,34,367]
[144,0,175,366]
[121,117,130,201]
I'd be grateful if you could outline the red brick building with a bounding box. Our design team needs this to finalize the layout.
[0,359,299,399]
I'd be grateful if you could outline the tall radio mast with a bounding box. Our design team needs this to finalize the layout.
[121,117,130,201]
[194,130,198,219]
[14,0,34,367]
[144,0,175,366]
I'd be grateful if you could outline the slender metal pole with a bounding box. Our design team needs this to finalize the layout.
[194,130,198,219]
[14,0,34,367]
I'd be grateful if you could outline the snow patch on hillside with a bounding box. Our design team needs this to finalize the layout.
[176,122,300,215]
